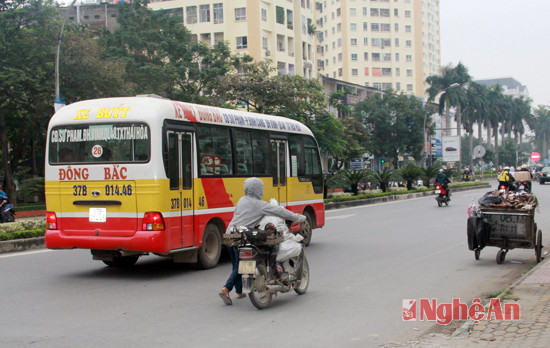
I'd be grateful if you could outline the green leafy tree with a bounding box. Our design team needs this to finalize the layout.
[102,0,240,104]
[0,0,60,202]
[218,60,345,157]
[532,106,550,159]
[353,92,425,168]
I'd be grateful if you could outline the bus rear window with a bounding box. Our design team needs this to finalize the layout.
[48,123,150,164]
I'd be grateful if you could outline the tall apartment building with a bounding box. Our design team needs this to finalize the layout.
[148,0,317,78]
[315,0,440,99]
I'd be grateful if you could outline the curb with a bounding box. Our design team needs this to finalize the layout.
[451,255,549,338]
[0,237,45,254]
[325,184,491,210]
[0,184,491,254]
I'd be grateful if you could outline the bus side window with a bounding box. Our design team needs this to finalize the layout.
[167,133,179,189]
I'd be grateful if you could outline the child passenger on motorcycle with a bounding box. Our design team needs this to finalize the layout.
[219,177,306,305]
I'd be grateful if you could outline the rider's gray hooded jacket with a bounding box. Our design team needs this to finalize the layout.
[226,177,306,233]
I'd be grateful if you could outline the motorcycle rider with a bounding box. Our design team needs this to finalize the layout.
[0,184,8,209]
[497,166,515,191]
[219,177,306,305]
[435,169,451,199]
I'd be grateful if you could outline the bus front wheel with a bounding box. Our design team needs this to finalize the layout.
[197,223,222,269]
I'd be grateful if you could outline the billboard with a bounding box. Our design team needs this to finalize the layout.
[442,136,460,162]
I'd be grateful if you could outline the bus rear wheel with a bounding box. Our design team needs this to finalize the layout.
[197,223,222,269]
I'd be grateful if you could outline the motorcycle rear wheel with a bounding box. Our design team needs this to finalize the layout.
[249,264,273,309]
[294,255,309,295]
[4,212,15,223]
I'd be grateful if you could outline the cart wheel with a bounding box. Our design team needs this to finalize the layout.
[496,249,506,264]
[474,249,480,260]
[536,229,543,263]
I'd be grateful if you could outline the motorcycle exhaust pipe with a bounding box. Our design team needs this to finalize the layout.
[264,284,285,293]
[242,274,253,294]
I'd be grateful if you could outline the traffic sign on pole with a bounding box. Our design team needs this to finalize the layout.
[531,152,541,162]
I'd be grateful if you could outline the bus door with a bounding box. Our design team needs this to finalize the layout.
[166,130,194,248]
[270,139,288,206]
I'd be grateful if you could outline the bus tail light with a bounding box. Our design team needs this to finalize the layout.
[46,212,57,230]
[142,212,165,231]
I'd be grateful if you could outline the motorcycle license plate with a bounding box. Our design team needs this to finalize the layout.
[238,260,256,274]
[435,190,441,194]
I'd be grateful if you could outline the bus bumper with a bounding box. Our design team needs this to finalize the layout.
[44,229,169,253]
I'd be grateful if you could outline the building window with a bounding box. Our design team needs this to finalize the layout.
[395,53,400,61]
[350,8,356,16]
[364,37,369,45]
[382,68,391,76]
[287,9,293,29]
[370,8,379,16]
[235,7,246,21]
[381,23,390,31]
[394,8,398,16]
[383,53,391,61]
[364,67,369,76]
[338,68,343,77]
[337,23,341,32]
[406,69,413,76]
[381,38,391,47]
[394,23,399,32]
[371,23,379,31]
[406,55,412,62]
[338,52,342,61]
[371,38,381,46]
[351,38,357,46]
[352,68,358,76]
[276,6,284,24]
[351,53,358,61]
[261,8,267,21]
[262,37,268,50]
[405,25,411,32]
[372,53,380,61]
[337,8,341,16]
[364,52,369,61]
[407,84,413,91]
[199,4,210,23]
[363,22,368,31]
[278,61,286,74]
[380,9,390,17]
[186,6,197,24]
[396,68,400,76]
[405,10,411,18]
[363,7,368,16]
[396,82,401,90]
[382,83,392,90]
[337,38,342,47]
[406,40,412,47]
[373,83,382,90]
[351,23,357,31]
[236,36,248,49]
[213,3,223,23]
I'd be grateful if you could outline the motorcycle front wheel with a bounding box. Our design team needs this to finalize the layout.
[249,264,273,309]
[294,255,309,295]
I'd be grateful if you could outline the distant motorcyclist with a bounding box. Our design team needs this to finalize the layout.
[219,177,306,305]
[435,169,451,199]
[497,166,515,190]
[0,184,8,209]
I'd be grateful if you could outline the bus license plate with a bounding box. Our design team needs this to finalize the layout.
[238,260,256,274]
[89,208,106,222]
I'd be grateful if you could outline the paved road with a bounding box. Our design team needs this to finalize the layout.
[1,183,547,347]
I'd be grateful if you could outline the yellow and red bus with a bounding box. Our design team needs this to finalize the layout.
[45,96,324,268]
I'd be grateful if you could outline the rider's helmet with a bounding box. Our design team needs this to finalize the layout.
[439,169,444,173]
[504,166,510,171]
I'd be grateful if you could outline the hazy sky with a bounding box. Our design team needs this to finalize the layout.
[439,0,550,108]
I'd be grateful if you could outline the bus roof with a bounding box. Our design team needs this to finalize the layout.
[49,96,314,137]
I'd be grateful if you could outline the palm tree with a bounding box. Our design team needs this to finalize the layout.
[398,163,423,190]
[485,85,505,167]
[462,82,486,169]
[369,169,395,193]
[426,62,471,169]
[335,169,370,195]
[421,165,441,188]
[532,106,550,159]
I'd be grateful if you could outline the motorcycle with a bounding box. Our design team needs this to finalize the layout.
[0,201,15,223]
[234,223,310,309]
[434,184,450,207]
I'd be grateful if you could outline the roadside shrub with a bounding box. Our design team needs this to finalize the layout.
[0,228,45,241]
[0,218,45,233]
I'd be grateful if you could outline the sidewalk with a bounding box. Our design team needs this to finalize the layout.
[407,254,550,347]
